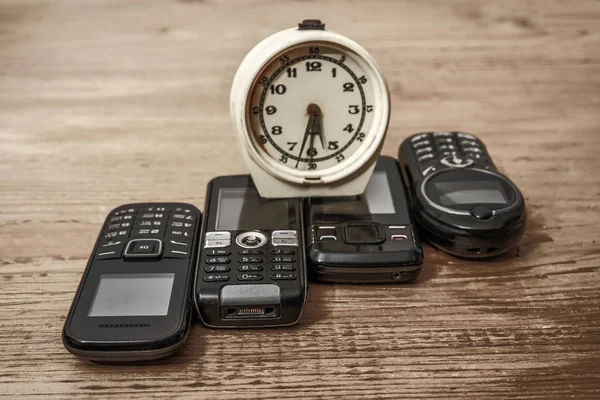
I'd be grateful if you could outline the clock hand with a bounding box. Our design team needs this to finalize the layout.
[313,109,325,149]
[295,104,321,168]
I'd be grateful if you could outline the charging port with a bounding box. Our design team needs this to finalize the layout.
[223,306,278,319]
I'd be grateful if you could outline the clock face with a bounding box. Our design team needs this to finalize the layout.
[246,42,381,174]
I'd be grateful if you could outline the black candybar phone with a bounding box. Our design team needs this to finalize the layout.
[305,156,423,283]
[399,131,526,258]
[194,175,307,328]
[62,203,201,362]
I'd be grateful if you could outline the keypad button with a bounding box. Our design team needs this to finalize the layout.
[169,221,194,229]
[166,229,193,240]
[238,265,263,272]
[460,140,480,148]
[237,273,263,281]
[435,137,454,144]
[411,140,432,149]
[107,222,131,230]
[206,249,231,256]
[415,147,434,155]
[206,257,231,264]
[438,144,455,151]
[104,230,129,239]
[270,249,295,255]
[417,154,435,162]
[113,207,136,216]
[433,131,453,137]
[462,147,482,154]
[271,256,295,263]
[140,206,167,212]
[139,213,166,220]
[133,228,164,237]
[410,133,429,142]
[205,265,230,273]
[171,213,195,222]
[457,132,476,140]
[271,273,297,281]
[135,220,165,228]
[204,274,230,282]
[239,256,263,263]
[271,264,296,271]
[239,249,264,255]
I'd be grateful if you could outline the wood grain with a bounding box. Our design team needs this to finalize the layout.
[1,0,599,398]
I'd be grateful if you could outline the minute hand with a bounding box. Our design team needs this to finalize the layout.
[295,104,321,168]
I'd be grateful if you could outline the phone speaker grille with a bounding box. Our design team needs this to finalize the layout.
[97,323,151,328]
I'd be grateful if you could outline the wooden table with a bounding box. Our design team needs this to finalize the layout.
[1,0,599,398]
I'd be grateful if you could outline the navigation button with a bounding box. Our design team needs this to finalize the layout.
[132,241,156,253]
[440,155,474,168]
[123,239,163,259]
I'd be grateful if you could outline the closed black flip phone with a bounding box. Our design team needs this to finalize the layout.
[194,175,307,327]
[399,131,526,258]
[62,203,201,362]
[305,156,423,283]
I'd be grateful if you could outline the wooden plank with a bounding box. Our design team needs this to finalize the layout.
[1,0,599,398]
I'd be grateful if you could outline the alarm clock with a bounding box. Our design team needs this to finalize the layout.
[230,20,390,198]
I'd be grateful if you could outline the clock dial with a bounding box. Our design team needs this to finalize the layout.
[247,43,377,173]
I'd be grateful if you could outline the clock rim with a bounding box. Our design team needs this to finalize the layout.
[231,27,390,185]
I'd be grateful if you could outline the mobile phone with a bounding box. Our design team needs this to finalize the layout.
[305,156,423,283]
[62,203,201,362]
[194,175,307,328]
[399,131,526,258]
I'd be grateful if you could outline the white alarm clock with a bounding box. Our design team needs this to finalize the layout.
[230,20,390,198]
